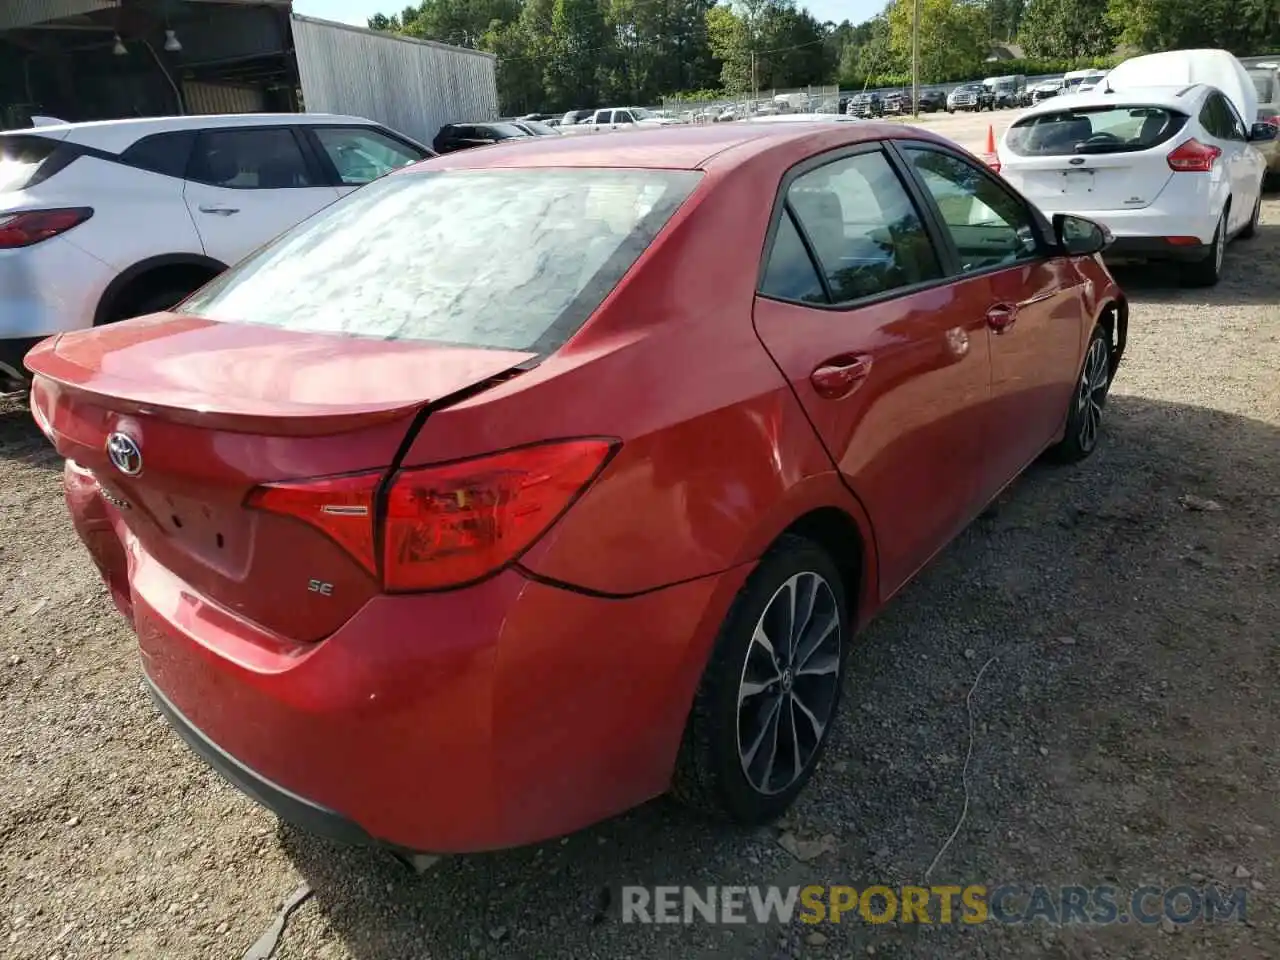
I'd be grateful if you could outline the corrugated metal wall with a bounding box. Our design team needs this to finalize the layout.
[291,14,497,147]
[0,0,118,31]
[183,81,266,115]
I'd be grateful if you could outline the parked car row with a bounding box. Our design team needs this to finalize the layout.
[24,114,1128,859]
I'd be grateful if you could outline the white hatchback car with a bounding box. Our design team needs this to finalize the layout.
[997,83,1275,286]
[0,113,430,386]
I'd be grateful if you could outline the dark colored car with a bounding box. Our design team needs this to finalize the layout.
[28,122,1126,856]
[882,92,906,115]
[432,122,533,154]
[917,89,947,113]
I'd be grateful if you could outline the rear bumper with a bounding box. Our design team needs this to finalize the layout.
[1104,236,1212,262]
[0,236,112,343]
[146,676,383,849]
[1027,202,1221,255]
[67,465,746,853]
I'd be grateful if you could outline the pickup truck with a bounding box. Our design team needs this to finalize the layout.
[559,106,680,135]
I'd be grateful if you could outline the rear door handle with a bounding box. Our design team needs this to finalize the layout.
[198,206,240,216]
[810,355,872,399]
[986,303,1017,334]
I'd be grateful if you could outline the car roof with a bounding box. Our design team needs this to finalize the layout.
[1017,85,1205,117]
[9,112,378,154]
[416,121,950,173]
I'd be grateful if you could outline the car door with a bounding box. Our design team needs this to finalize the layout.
[895,141,1087,501]
[1217,93,1264,221]
[304,125,429,197]
[751,144,994,599]
[1199,93,1252,232]
[182,126,341,266]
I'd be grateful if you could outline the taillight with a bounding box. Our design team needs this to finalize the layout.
[246,439,617,591]
[0,207,94,249]
[1167,139,1221,173]
[1266,115,1280,129]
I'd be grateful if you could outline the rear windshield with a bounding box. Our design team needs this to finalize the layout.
[1005,106,1188,156]
[0,135,59,192]
[180,168,701,353]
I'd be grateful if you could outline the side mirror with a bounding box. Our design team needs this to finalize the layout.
[1053,213,1111,257]
[1249,122,1278,142]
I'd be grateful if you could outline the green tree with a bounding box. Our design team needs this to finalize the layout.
[706,3,752,91]
[1019,0,1115,60]
[1105,0,1279,54]
[887,0,986,83]
[544,0,612,108]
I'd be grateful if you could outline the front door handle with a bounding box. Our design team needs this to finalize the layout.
[810,355,872,399]
[986,303,1018,334]
[198,206,240,216]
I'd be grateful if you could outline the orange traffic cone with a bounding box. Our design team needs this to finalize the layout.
[981,124,1001,173]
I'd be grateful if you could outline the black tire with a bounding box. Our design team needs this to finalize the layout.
[1182,205,1227,288]
[102,286,193,325]
[672,535,849,825]
[1239,191,1262,240]
[1049,324,1113,464]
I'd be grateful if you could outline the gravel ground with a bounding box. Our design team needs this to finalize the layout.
[2,119,1279,959]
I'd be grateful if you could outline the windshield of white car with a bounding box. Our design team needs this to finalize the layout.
[1006,106,1189,156]
[180,169,702,353]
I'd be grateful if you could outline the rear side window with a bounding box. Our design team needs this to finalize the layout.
[179,169,701,353]
[1005,106,1188,156]
[312,126,425,184]
[120,131,195,178]
[0,135,60,192]
[760,212,827,303]
[188,128,314,189]
[784,150,941,304]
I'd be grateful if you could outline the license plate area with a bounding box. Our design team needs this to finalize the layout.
[1058,169,1096,196]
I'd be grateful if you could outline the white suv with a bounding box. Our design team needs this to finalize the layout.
[0,113,430,387]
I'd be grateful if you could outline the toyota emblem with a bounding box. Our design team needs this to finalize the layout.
[106,432,143,477]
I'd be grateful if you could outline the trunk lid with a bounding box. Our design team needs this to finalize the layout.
[27,315,534,641]
[1001,103,1189,212]
[1000,149,1175,212]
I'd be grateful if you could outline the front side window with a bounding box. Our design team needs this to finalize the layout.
[784,150,942,304]
[188,128,314,189]
[180,169,701,353]
[312,127,425,185]
[901,146,1040,273]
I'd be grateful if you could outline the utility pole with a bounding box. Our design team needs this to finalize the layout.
[911,0,921,119]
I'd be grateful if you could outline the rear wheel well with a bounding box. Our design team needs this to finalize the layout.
[776,507,866,629]
[1098,297,1128,374]
[97,259,224,325]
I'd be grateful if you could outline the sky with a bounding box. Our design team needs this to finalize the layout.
[292,1,883,30]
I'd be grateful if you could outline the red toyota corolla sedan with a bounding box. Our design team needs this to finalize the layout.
[26,122,1126,856]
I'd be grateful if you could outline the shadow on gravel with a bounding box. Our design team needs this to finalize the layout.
[277,395,1280,960]
[0,393,59,472]
[1108,222,1280,307]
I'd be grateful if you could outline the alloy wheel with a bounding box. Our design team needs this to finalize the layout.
[1076,337,1110,453]
[736,572,842,796]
